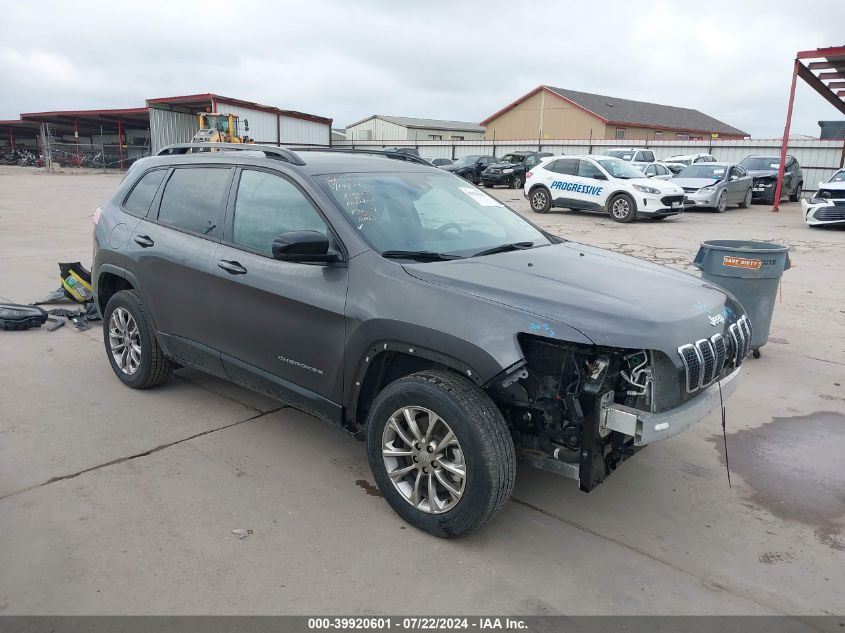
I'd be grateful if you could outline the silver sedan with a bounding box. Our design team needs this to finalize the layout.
[674,162,753,212]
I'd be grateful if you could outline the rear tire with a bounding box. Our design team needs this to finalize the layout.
[739,188,752,208]
[789,182,802,202]
[102,290,172,389]
[529,187,551,213]
[608,193,636,223]
[366,370,515,538]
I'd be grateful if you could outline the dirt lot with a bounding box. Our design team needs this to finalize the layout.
[0,167,843,615]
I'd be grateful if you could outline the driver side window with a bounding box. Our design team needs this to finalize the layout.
[232,170,327,254]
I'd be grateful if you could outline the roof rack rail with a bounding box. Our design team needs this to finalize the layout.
[156,143,306,166]
[290,147,432,166]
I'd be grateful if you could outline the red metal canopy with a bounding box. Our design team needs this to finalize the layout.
[774,45,845,210]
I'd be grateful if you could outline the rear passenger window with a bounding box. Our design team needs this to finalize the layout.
[233,170,327,254]
[124,169,166,217]
[157,168,231,239]
[549,159,578,176]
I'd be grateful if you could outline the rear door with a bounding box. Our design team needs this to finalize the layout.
[126,165,233,371]
[209,167,348,405]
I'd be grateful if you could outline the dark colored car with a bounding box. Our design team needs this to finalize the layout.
[739,155,803,204]
[429,157,454,167]
[481,151,553,189]
[93,143,750,537]
[440,154,497,184]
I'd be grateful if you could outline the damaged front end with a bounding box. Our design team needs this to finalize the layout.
[490,334,741,491]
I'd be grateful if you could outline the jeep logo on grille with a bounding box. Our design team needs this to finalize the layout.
[708,313,725,326]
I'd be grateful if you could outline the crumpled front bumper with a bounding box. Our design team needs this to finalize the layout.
[600,368,741,446]
[802,198,845,226]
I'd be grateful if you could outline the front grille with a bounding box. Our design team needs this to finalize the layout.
[682,187,699,193]
[815,207,845,221]
[696,338,717,385]
[678,316,751,393]
[661,195,684,205]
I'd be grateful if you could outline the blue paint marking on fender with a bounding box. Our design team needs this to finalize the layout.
[529,322,556,338]
[550,180,603,196]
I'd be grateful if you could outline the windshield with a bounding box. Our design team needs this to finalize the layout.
[316,172,550,257]
[453,155,481,166]
[497,154,525,164]
[830,170,845,183]
[678,164,727,180]
[667,156,692,165]
[596,159,644,179]
[605,150,635,161]
[740,157,780,170]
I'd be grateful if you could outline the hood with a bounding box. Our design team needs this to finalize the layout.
[628,177,683,193]
[673,177,721,190]
[486,161,523,170]
[403,243,743,353]
[746,169,779,179]
[442,163,469,173]
[819,181,845,191]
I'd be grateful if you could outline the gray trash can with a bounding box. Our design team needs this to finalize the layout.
[692,240,790,356]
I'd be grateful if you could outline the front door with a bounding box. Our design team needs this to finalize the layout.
[208,167,348,406]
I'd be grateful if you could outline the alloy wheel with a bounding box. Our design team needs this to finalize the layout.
[382,406,466,514]
[717,191,728,212]
[612,197,631,219]
[531,190,548,211]
[108,307,141,375]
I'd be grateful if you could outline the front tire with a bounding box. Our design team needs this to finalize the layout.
[715,190,728,213]
[366,370,515,538]
[740,188,752,208]
[511,174,524,189]
[103,290,172,389]
[529,187,551,213]
[608,193,637,223]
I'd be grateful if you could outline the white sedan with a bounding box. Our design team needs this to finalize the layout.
[524,155,686,222]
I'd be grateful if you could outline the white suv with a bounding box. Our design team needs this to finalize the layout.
[524,155,686,222]
[603,147,656,166]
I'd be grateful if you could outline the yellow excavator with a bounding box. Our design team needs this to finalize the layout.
[191,112,253,144]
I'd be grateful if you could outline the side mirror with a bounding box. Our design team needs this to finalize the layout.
[272,231,339,263]
[730,175,739,181]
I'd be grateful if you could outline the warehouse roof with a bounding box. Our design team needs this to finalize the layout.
[819,120,845,139]
[481,85,748,137]
[147,93,332,125]
[347,114,484,132]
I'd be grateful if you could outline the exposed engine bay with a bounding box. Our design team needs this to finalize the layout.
[491,335,655,491]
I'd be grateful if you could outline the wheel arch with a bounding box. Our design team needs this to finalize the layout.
[96,265,142,315]
[345,337,504,434]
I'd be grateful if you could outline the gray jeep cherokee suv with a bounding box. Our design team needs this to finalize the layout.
[93,143,751,537]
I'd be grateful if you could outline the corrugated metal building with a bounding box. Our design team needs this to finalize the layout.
[147,93,332,152]
[345,115,485,141]
[2,93,333,163]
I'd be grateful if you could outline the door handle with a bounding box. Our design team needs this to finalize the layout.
[218,260,248,275]
[133,235,154,248]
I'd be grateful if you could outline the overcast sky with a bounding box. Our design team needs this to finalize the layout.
[2,1,843,138]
